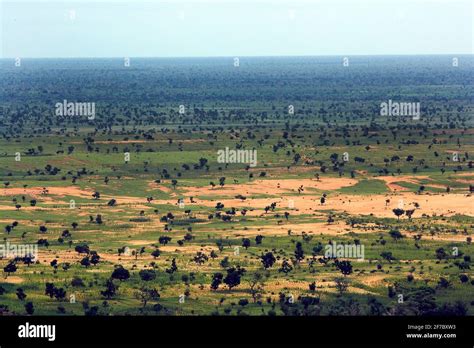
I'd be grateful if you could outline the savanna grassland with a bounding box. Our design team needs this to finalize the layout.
[0,56,473,316]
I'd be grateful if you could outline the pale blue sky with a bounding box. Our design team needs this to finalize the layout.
[1,0,472,58]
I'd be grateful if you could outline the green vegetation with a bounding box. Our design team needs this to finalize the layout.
[0,56,472,316]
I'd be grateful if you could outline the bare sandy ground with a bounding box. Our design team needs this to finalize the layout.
[363,175,470,192]
[263,278,378,295]
[164,191,472,218]
[1,276,24,284]
[34,249,152,265]
[225,222,350,238]
[184,178,358,197]
[321,192,472,217]
[2,175,470,302]
[1,176,472,219]
[0,185,158,206]
[159,245,218,253]
[1,186,92,199]
[377,175,428,191]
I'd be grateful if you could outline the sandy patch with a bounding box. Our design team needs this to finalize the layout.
[224,221,351,238]
[2,276,24,284]
[189,191,473,218]
[358,274,388,287]
[159,245,218,253]
[377,175,429,192]
[147,182,172,193]
[265,279,376,295]
[1,186,93,199]
[184,178,358,197]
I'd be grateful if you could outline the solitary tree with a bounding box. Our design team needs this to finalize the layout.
[405,209,415,220]
[335,277,349,295]
[24,302,34,315]
[223,267,246,289]
[278,259,293,274]
[4,262,17,278]
[135,286,160,308]
[261,252,276,269]
[210,273,224,290]
[248,271,265,303]
[389,229,404,243]
[392,208,405,220]
[100,279,118,299]
[294,242,305,263]
[335,260,353,277]
[111,266,130,281]
[139,269,156,282]
[380,251,395,263]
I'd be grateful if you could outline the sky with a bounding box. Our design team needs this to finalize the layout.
[0,0,472,58]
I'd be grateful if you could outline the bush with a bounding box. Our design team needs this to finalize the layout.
[71,277,85,287]
[139,269,156,282]
[238,299,249,306]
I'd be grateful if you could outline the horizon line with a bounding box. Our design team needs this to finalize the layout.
[1,53,473,59]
